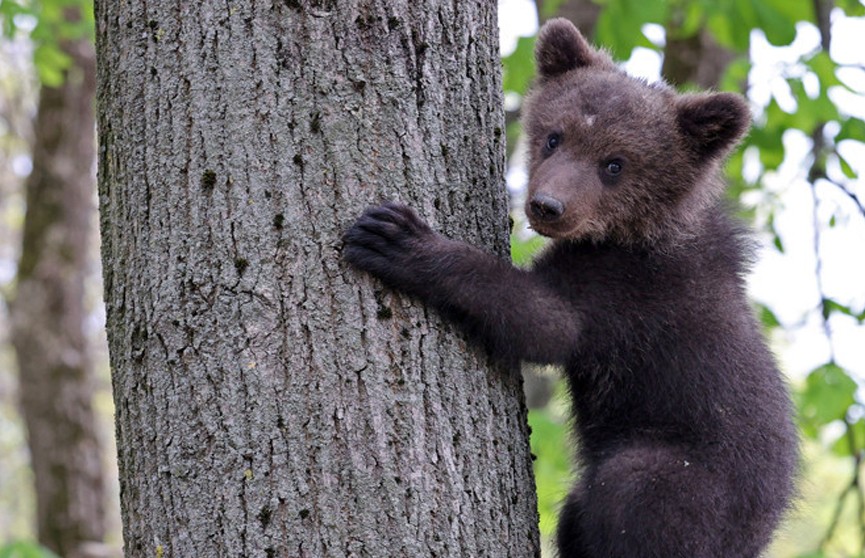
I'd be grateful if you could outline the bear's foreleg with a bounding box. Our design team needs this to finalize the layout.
[343,201,581,364]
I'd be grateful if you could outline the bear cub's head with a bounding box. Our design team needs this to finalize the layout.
[523,18,751,244]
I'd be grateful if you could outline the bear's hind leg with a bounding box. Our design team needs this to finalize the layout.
[574,444,734,558]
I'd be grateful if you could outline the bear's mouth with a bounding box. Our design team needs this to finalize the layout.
[529,215,605,241]
[527,217,570,239]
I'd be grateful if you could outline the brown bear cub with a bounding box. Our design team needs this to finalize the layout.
[343,18,797,558]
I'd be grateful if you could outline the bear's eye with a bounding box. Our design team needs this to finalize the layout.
[599,158,625,186]
[545,133,562,152]
[604,159,624,176]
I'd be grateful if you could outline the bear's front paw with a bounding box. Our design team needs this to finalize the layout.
[342,201,435,284]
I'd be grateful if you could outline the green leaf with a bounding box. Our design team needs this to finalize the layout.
[725,147,746,195]
[838,154,857,179]
[781,78,839,131]
[502,35,536,96]
[822,298,865,324]
[595,0,667,59]
[677,1,706,38]
[4,0,94,85]
[762,0,816,22]
[798,363,857,437]
[748,108,785,171]
[758,304,781,329]
[837,118,865,143]
[772,232,784,253]
[0,0,32,37]
[752,0,800,46]
[720,56,752,93]
[33,42,72,87]
[831,418,865,457]
[807,51,843,89]
[837,0,865,17]
[707,3,753,50]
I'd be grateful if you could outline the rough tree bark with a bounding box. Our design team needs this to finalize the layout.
[95,2,538,557]
[7,11,107,558]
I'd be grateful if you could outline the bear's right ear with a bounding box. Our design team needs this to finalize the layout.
[535,18,599,79]
[676,92,751,162]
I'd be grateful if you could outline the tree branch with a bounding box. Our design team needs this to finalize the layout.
[809,125,838,363]
[819,420,864,551]
[828,177,865,219]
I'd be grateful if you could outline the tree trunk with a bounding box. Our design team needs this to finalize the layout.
[536,0,601,37]
[8,14,107,558]
[662,5,735,91]
[94,2,539,557]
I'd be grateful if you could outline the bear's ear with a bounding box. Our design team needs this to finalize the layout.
[535,18,599,79]
[676,92,751,161]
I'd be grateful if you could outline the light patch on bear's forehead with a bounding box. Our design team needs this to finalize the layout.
[577,88,626,128]
[579,102,602,128]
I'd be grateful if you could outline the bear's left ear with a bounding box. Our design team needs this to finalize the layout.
[535,18,604,79]
[676,92,751,161]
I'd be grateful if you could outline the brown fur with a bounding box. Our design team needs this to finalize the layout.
[343,18,797,558]
[523,27,750,246]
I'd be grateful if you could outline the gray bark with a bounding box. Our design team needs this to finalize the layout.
[95,2,539,557]
[8,15,108,558]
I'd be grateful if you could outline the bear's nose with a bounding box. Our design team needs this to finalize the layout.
[529,194,564,222]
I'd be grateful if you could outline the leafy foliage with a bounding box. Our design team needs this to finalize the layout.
[0,541,59,558]
[511,229,547,267]
[528,406,572,537]
[594,0,667,58]
[798,363,858,439]
[0,0,93,85]
[503,35,537,97]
